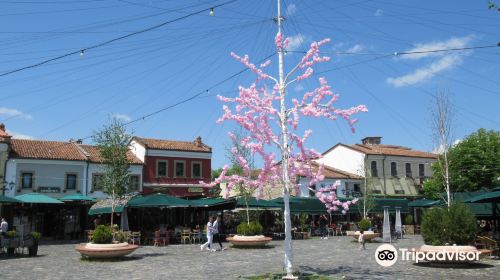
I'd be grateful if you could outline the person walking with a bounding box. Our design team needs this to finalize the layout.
[200,216,214,252]
[319,215,328,239]
[0,218,8,237]
[212,215,224,251]
[358,230,366,250]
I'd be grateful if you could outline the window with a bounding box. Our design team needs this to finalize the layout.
[395,190,405,194]
[192,162,202,178]
[65,174,77,190]
[370,161,378,177]
[419,164,425,177]
[174,161,186,177]
[354,184,361,193]
[156,160,167,177]
[128,175,140,191]
[390,162,398,177]
[405,163,412,178]
[92,174,104,191]
[21,172,33,189]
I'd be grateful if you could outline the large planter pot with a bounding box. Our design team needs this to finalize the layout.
[346,231,379,241]
[28,241,39,257]
[416,245,490,265]
[75,242,139,259]
[226,235,272,247]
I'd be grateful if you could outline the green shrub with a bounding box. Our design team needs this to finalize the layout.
[114,231,126,243]
[404,215,414,225]
[92,225,113,244]
[237,221,263,236]
[358,218,371,231]
[421,203,477,246]
[30,232,41,240]
[6,230,16,238]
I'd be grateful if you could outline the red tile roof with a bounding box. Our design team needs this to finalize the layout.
[9,139,87,161]
[133,137,212,153]
[9,139,143,164]
[78,145,143,165]
[301,163,362,179]
[346,144,437,159]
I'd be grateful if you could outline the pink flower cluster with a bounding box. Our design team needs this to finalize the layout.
[314,181,359,214]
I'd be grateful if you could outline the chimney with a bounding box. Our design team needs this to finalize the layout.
[76,139,83,144]
[361,136,382,145]
[194,136,202,147]
[0,123,12,143]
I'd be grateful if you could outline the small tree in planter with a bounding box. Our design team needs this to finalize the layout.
[92,117,132,228]
[92,225,114,244]
[28,232,41,257]
[358,218,371,232]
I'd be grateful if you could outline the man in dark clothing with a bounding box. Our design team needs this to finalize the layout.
[319,215,328,239]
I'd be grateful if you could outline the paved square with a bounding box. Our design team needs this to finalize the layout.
[1,235,498,279]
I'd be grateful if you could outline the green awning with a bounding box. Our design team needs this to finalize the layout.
[451,192,498,217]
[59,193,96,202]
[464,191,500,203]
[88,205,125,215]
[127,193,190,208]
[187,197,236,209]
[0,195,21,204]
[371,198,409,213]
[408,199,441,208]
[15,193,64,204]
[236,197,282,209]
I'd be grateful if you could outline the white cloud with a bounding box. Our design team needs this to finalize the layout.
[286,3,297,16]
[346,44,364,53]
[387,35,474,87]
[387,54,462,87]
[0,107,32,120]
[294,84,304,92]
[112,113,131,122]
[286,34,306,52]
[399,35,474,60]
[374,9,383,17]
[7,130,33,140]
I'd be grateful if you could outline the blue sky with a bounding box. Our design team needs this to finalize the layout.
[0,0,499,168]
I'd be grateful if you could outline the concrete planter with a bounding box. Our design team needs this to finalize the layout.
[346,231,380,241]
[226,235,272,247]
[75,242,138,259]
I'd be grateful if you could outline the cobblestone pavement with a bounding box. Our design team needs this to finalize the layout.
[0,235,498,280]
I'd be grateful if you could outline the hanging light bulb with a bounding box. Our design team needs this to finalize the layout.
[80,50,85,57]
[209,8,214,16]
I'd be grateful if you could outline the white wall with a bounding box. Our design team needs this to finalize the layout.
[316,145,365,176]
[5,159,85,198]
[87,163,143,199]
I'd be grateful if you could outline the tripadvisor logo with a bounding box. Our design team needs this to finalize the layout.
[375,244,481,266]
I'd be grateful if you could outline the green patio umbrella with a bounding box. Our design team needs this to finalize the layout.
[235,197,282,210]
[464,190,500,234]
[0,195,21,203]
[408,198,441,208]
[127,193,190,208]
[15,193,64,204]
[59,193,96,202]
[88,205,125,215]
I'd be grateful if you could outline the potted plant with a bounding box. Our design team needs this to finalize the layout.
[404,215,414,235]
[5,230,18,256]
[75,225,138,259]
[419,203,483,264]
[28,232,41,257]
[347,218,379,241]
[227,221,271,247]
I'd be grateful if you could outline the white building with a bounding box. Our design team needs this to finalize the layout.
[316,137,437,197]
[3,138,143,198]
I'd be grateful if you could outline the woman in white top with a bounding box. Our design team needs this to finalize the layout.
[200,216,215,251]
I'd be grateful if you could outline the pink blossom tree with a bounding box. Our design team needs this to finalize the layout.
[206,2,367,277]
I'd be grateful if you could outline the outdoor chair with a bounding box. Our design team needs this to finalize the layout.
[130,231,141,245]
[191,230,201,244]
[181,229,192,244]
[335,224,343,236]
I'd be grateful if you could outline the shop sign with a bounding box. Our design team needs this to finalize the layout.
[38,186,61,193]
[187,187,203,193]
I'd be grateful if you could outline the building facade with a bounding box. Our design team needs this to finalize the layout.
[0,124,12,194]
[317,137,437,197]
[129,136,212,197]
